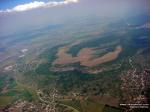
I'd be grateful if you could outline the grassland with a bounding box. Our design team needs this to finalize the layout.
[0,96,14,107]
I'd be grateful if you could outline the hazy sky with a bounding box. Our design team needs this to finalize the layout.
[0,0,150,37]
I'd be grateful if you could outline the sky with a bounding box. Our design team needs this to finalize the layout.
[0,0,63,10]
[0,0,79,12]
[0,0,150,37]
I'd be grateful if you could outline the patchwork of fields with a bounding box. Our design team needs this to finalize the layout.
[0,14,150,112]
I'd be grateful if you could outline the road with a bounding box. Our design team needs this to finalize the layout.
[37,89,79,112]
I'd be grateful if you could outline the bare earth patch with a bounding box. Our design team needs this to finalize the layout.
[141,23,150,28]
[80,46,122,67]
[53,45,122,67]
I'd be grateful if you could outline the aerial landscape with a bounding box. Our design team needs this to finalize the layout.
[0,0,150,112]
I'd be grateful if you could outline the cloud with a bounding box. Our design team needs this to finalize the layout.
[0,0,79,13]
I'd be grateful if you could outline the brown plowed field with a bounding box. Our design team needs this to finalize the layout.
[53,45,122,67]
